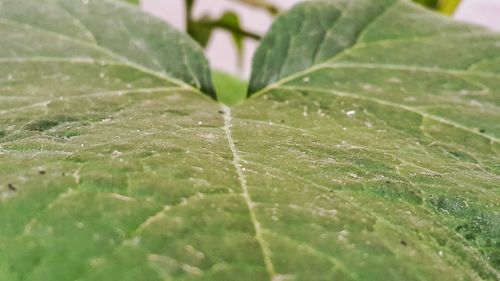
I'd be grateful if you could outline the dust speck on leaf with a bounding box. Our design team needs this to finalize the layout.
[346,110,356,117]
[7,183,16,192]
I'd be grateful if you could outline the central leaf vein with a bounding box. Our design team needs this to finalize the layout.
[221,105,276,280]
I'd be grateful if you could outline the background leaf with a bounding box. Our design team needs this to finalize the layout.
[121,0,140,5]
[0,0,215,98]
[213,71,248,105]
[413,0,462,15]
[231,0,279,15]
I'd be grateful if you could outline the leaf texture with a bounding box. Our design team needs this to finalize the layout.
[0,0,215,98]
[244,0,500,279]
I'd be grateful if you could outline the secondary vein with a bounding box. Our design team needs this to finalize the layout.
[221,105,276,280]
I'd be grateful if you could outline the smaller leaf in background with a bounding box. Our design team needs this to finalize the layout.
[188,15,216,48]
[438,0,462,15]
[213,71,248,105]
[121,0,140,5]
[188,11,249,61]
[187,4,262,71]
[412,0,462,15]
[215,11,246,67]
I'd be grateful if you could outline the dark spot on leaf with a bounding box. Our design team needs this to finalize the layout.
[435,237,447,247]
[218,110,225,114]
[455,223,479,242]
[7,183,16,192]
[23,115,78,132]
[54,129,80,139]
[400,240,407,246]
[0,131,5,139]
[280,120,285,123]
[165,109,189,116]
[372,185,423,205]
[464,233,476,240]
[38,170,46,175]
[385,180,391,184]
[268,92,287,102]
[446,150,478,163]
[23,120,59,131]
[479,129,485,133]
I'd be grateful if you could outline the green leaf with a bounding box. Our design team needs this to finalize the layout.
[1,0,500,280]
[188,11,255,68]
[213,71,248,105]
[217,11,246,63]
[232,0,280,15]
[412,0,461,15]
[438,0,461,15]
[187,16,215,48]
[0,0,215,99]
[247,0,500,278]
[121,0,140,5]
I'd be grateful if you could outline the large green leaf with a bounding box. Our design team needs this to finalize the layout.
[0,0,215,98]
[1,0,499,281]
[412,0,462,15]
[246,0,500,278]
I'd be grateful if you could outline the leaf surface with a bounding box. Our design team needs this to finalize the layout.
[1,0,499,281]
[245,1,500,279]
[0,0,215,98]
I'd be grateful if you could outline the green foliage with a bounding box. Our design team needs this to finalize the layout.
[122,0,140,5]
[188,11,252,64]
[412,0,462,15]
[0,0,499,280]
[186,0,263,69]
[213,71,248,105]
[124,0,462,61]
[233,0,279,15]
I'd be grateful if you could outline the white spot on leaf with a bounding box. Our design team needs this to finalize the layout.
[346,110,356,117]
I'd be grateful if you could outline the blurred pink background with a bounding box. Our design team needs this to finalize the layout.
[140,0,500,78]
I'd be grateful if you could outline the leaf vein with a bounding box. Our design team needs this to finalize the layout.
[279,85,500,144]
[222,105,276,280]
[0,17,196,91]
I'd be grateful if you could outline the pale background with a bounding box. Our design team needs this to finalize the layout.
[140,0,500,78]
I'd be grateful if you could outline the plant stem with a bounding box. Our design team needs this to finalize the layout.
[185,0,195,29]
[213,21,262,41]
[232,0,279,15]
